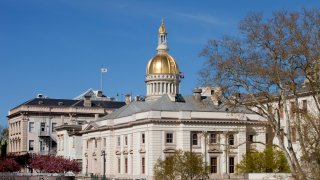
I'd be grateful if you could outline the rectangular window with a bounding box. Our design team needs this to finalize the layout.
[29,122,34,132]
[117,136,121,146]
[118,158,121,173]
[103,138,106,147]
[51,123,57,132]
[248,135,254,143]
[303,100,307,112]
[210,133,217,144]
[166,133,173,144]
[40,123,45,132]
[29,140,34,151]
[141,157,145,174]
[95,139,98,148]
[141,133,145,144]
[40,140,45,151]
[86,140,89,149]
[125,158,128,173]
[229,134,234,145]
[124,136,128,146]
[210,157,217,173]
[192,133,198,146]
[229,157,234,173]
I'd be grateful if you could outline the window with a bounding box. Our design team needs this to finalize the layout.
[141,133,145,144]
[86,140,89,149]
[229,157,234,173]
[103,138,106,147]
[141,157,145,174]
[192,133,198,146]
[29,140,34,151]
[95,139,98,148]
[210,157,217,173]
[166,133,173,144]
[29,122,34,132]
[248,135,254,143]
[124,158,128,173]
[40,123,45,132]
[118,158,121,173]
[303,100,307,112]
[210,133,217,144]
[51,123,57,132]
[124,136,128,146]
[40,140,45,151]
[228,134,234,145]
[117,136,121,146]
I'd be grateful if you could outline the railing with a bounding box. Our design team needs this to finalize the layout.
[39,131,50,137]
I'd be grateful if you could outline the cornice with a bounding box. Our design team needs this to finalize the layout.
[80,118,267,134]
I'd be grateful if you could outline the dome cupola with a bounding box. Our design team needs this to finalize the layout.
[145,20,181,101]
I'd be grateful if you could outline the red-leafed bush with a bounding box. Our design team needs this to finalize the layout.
[0,158,21,172]
[30,155,81,173]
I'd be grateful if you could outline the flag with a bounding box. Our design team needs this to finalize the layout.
[179,72,185,78]
[101,68,108,72]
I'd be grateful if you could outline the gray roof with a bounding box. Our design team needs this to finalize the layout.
[98,94,251,120]
[11,98,125,110]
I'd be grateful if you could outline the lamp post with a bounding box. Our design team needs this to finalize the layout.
[101,150,106,179]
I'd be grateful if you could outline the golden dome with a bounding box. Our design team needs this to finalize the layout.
[159,20,167,34]
[146,53,179,75]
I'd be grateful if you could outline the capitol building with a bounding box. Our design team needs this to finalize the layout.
[80,21,267,179]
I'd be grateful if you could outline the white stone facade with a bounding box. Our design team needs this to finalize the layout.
[81,109,267,179]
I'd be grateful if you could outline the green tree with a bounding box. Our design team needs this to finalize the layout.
[154,150,209,180]
[236,146,290,174]
[0,126,8,158]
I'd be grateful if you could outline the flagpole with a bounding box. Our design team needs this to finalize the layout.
[100,70,103,91]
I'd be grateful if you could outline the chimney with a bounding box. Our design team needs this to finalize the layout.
[97,90,103,97]
[211,87,222,106]
[193,89,202,102]
[84,94,92,107]
[125,94,131,105]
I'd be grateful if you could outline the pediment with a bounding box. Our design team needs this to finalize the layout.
[83,122,99,131]
[115,150,121,155]
[163,147,176,153]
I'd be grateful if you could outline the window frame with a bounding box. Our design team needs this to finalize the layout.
[210,157,217,173]
[165,132,174,144]
[29,140,34,151]
[141,133,145,144]
[51,123,57,133]
[141,157,145,174]
[192,133,198,146]
[209,133,217,144]
[228,134,235,145]
[229,157,235,174]
[29,122,34,133]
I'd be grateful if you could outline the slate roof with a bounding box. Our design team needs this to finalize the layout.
[98,94,252,120]
[11,98,126,110]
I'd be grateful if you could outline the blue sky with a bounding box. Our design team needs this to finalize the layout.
[0,0,319,126]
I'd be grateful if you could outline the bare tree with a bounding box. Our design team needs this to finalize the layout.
[200,9,320,180]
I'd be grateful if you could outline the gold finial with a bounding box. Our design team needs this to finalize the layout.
[159,19,167,34]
